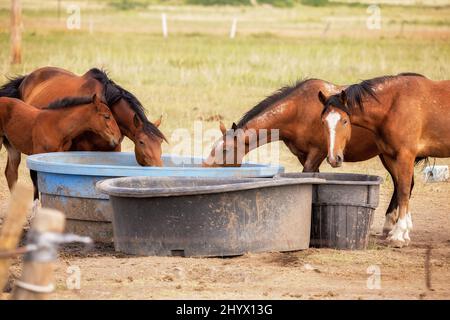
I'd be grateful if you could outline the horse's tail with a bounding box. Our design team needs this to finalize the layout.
[415,156,431,168]
[0,75,26,99]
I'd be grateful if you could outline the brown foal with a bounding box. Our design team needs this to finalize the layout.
[0,94,121,197]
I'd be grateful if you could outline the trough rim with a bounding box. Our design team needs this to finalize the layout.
[277,172,383,186]
[26,151,284,177]
[96,176,325,198]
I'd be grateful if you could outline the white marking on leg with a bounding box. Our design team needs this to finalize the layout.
[406,212,413,231]
[325,111,341,162]
[388,216,407,243]
[403,229,411,246]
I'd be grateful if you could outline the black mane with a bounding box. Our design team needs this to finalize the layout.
[44,96,94,110]
[237,78,317,128]
[332,72,426,112]
[321,95,350,116]
[0,75,26,99]
[86,68,166,142]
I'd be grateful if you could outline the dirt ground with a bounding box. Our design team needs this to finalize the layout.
[0,156,449,300]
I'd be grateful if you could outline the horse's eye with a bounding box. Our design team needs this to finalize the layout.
[343,119,348,125]
[139,141,144,145]
[104,115,111,120]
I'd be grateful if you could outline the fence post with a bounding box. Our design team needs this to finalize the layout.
[12,208,66,300]
[0,184,33,293]
[11,0,22,64]
[230,17,237,39]
[162,13,168,38]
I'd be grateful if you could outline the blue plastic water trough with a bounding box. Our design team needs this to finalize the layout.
[27,152,284,242]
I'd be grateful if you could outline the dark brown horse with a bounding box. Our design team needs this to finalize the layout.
[318,73,450,247]
[0,66,166,167]
[0,95,121,198]
[204,78,414,231]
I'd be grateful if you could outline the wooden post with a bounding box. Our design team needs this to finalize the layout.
[12,208,65,300]
[230,17,237,39]
[161,13,168,38]
[11,0,22,64]
[0,183,33,293]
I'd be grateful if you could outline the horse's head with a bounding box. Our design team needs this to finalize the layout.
[318,90,351,168]
[132,114,164,167]
[91,94,122,148]
[203,122,246,167]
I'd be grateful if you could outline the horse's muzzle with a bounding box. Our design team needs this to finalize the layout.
[110,138,119,147]
[327,154,343,168]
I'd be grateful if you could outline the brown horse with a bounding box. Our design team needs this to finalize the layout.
[0,66,166,167]
[318,73,450,247]
[204,78,414,230]
[0,94,121,198]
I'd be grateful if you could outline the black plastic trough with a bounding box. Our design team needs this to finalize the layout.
[96,176,323,257]
[278,173,382,250]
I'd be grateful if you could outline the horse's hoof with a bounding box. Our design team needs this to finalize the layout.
[388,239,405,248]
[382,227,392,238]
[403,230,411,247]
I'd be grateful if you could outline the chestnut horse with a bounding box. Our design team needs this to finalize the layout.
[0,94,121,198]
[204,78,414,228]
[318,73,450,247]
[0,66,166,167]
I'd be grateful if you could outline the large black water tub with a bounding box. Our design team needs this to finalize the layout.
[278,173,382,250]
[96,176,322,257]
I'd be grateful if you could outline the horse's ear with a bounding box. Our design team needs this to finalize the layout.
[153,115,162,128]
[340,90,347,105]
[92,93,100,104]
[318,91,327,105]
[133,114,141,128]
[92,94,101,111]
[231,122,238,131]
[219,121,227,135]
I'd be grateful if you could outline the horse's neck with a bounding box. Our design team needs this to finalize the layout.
[110,99,134,139]
[349,92,393,133]
[243,100,297,142]
[51,106,96,139]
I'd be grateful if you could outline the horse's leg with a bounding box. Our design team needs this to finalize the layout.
[385,152,415,247]
[30,169,39,200]
[407,175,415,231]
[379,154,398,236]
[302,150,324,173]
[4,144,21,191]
[29,169,41,220]
[380,154,416,237]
